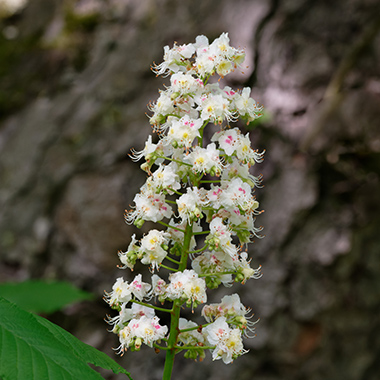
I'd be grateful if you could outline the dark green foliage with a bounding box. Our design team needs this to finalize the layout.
[0,297,132,380]
[0,280,93,314]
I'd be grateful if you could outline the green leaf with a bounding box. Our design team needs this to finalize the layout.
[0,297,132,380]
[0,280,93,313]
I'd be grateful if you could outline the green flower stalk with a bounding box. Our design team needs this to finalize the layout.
[105,33,264,380]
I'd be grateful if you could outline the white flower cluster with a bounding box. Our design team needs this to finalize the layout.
[106,33,264,364]
[109,304,168,353]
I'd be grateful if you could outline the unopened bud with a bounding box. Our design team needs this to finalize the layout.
[140,162,150,172]
[171,92,180,100]
[135,338,142,350]
[146,153,156,163]
[134,219,145,229]
[192,208,201,220]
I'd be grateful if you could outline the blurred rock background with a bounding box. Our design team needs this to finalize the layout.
[1,0,380,379]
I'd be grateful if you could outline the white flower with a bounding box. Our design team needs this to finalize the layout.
[207,217,238,259]
[192,250,235,287]
[229,211,264,240]
[167,115,203,148]
[192,35,215,77]
[235,133,252,162]
[235,133,265,164]
[116,314,168,352]
[235,87,263,122]
[129,315,168,348]
[194,32,246,78]
[129,274,151,301]
[203,317,246,364]
[202,294,246,323]
[234,251,262,283]
[166,269,207,305]
[194,51,216,77]
[140,229,169,252]
[204,316,229,346]
[211,33,245,69]
[129,135,174,166]
[150,274,167,298]
[176,187,207,223]
[220,293,245,314]
[140,229,170,270]
[124,303,156,322]
[219,328,246,364]
[221,157,263,188]
[107,303,156,333]
[152,42,195,76]
[203,293,259,338]
[213,128,265,165]
[184,143,223,175]
[148,90,175,124]
[105,277,132,306]
[193,33,245,79]
[194,35,209,50]
[216,59,234,77]
[125,185,173,224]
[170,72,204,97]
[148,163,181,194]
[209,32,234,58]
[116,326,133,354]
[118,234,139,270]
[129,135,158,162]
[178,318,205,346]
[199,93,236,124]
[207,185,223,210]
[212,128,239,156]
[182,276,207,304]
[220,177,258,213]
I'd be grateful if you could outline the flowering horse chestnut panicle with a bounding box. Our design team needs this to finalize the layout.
[105,33,265,379]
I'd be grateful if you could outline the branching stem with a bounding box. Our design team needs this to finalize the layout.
[158,221,186,233]
[162,223,193,379]
[130,299,172,313]
[159,263,179,272]
[165,256,181,265]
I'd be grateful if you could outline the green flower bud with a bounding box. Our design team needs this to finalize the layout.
[236,229,251,244]
[134,219,145,229]
[246,179,255,187]
[193,207,201,218]
[145,152,156,163]
[171,92,180,100]
[140,162,150,172]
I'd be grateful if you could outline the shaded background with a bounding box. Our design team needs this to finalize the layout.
[1,0,380,379]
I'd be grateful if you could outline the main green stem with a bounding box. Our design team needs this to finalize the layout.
[162,222,193,380]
